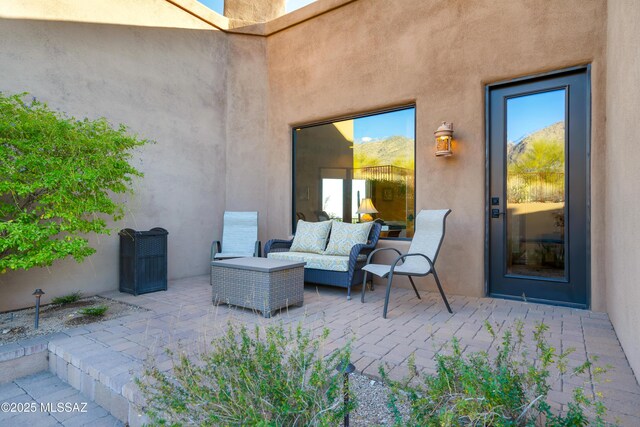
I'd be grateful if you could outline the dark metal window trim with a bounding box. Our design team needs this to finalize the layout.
[484,65,592,308]
[291,104,417,240]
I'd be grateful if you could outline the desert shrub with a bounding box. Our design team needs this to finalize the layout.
[51,291,82,305]
[382,321,612,427]
[0,92,148,273]
[78,305,108,316]
[137,322,354,426]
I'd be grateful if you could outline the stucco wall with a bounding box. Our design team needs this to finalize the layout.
[0,15,228,310]
[265,0,608,307]
[224,0,286,23]
[0,0,614,315]
[605,0,640,381]
[224,34,270,242]
[0,0,215,29]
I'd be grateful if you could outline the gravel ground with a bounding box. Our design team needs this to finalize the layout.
[0,296,144,344]
[350,373,410,426]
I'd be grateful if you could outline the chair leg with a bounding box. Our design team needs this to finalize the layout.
[432,268,452,314]
[383,272,394,319]
[347,284,351,301]
[408,276,421,299]
[360,271,368,303]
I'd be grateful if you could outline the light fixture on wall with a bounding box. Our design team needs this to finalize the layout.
[434,122,454,157]
[356,198,378,222]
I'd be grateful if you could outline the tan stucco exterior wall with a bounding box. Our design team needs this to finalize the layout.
[0,0,215,29]
[0,0,615,318]
[224,0,286,23]
[224,33,270,239]
[605,0,640,380]
[265,0,608,308]
[0,8,229,310]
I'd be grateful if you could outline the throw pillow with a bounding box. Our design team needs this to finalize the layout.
[290,220,332,254]
[323,221,373,256]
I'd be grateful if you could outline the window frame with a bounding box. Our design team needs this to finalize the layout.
[291,104,417,240]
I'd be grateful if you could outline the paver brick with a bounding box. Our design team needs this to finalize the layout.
[0,382,26,400]
[0,343,25,362]
[56,356,68,382]
[3,274,638,424]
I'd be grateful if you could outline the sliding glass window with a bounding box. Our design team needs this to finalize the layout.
[293,106,415,238]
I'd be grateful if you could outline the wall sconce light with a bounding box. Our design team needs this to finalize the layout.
[434,122,454,157]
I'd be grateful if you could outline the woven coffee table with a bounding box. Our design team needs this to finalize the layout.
[211,257,305,318]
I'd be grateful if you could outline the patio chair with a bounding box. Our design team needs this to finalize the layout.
[360,209,452,318]
[211,211,261,261]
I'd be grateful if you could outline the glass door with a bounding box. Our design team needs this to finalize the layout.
[488,68,589,307]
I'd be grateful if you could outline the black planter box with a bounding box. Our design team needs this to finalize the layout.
[119,227,168,295]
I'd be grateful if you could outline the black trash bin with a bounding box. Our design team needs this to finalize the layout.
[119,227,168,295]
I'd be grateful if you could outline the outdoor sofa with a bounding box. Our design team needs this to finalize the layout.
[264,220,381,300]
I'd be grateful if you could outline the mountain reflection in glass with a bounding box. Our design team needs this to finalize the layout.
[294,108,415,237]
[506,90,566,279]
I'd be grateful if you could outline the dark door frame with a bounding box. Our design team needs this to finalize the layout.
[484,65,591,308]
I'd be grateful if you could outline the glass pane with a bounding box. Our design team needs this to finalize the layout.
[294,107,415,235]
[351,179,366,222]
[506,90,566,279]
[321,179,343,221]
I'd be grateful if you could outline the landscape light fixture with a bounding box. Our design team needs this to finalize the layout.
[336,361,356,427]
[434,121,454,157]
[356,198,378,222]
[32,288,45,330]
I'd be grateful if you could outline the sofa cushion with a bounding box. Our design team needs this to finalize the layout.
[268,251,366,272]
[323,221,373,256]
[290,220,332,254]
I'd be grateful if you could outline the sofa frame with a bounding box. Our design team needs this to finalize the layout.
[264,223,382,300]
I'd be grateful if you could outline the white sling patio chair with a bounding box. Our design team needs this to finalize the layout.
[211,211,260,261]
[360,209,452,318]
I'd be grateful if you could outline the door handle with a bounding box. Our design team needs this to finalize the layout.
[491,209,506,218]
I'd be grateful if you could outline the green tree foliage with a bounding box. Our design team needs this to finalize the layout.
[0,93,148,273]
[509,138,565,174]
[507,136,565,203]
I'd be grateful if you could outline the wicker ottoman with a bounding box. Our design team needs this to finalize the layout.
[211,258,305,318]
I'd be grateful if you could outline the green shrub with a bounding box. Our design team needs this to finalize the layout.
[51,291,82,305]
[137,322,354,426]
[0,92,148,273]
[78,305,108,317]
[382,321,613,427]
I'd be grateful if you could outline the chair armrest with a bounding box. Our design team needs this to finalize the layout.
[211,240,222,261]
[349,222,383,266]
[349,242,377,261]
[264,238,293,255]
[389,253,435,273]
[365,247,403,264]
[348,241,377,270]
[254,241,262,257]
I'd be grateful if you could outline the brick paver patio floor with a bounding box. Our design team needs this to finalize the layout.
[18,275,640,425]
[0,371,123,426]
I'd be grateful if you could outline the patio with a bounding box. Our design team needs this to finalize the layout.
[1,276,636,425]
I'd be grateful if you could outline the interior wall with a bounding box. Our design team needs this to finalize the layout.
[605,0,640,381]
[0,16,227,311]
[266,0,607,307]
[294,123,354,223]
